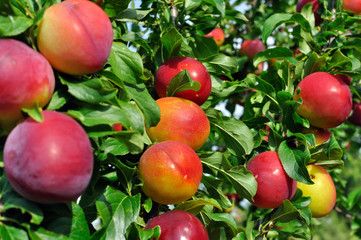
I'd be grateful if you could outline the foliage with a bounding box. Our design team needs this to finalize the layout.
[1,0,361,239]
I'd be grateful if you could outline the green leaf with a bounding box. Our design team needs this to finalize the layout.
[115,8,152,21]
[0,224,29,240]
[262,13,312,43]
[202,175,233,210]
[191,35,218,60]
[254,47,297,67]
[278,138,313,184]
[124,82,160,129]
[46,89,70,111]
[200,152,257,201]
[27,227,72,240]
[70,203,90,240]
[327,49,353,71]
[94,187,141,240]
[0,15,33,37]
[60,77,117,104]
[270,200,301,223]
[174,199,222,215]
[166,69,201,97]
[109,42,146,85]
[303,52,327,76]
[1,176,43,225]
[208,113,254,156]
[135,224,161,240]
[67,102,144,134]
[205,212,238,234]
[347,188,361,210]
[203,0,225,17]
[9,0,35,17]
[108,157,138,195]
[185,0,201,12]
[202,54,238,75]
[309,134,344,169]
[226,166,257,202]
[103,0,131,18]
[161,27,183,59]
[21,103,43,123]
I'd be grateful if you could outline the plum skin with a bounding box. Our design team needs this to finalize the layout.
[294,72,352,129]
[138,141,203,205]
[145,210,209,240]
[4,111,93,204]
[0,39,55,133]
[246,151,297,209]
[37,0,113,75]
[155,56,212,106]
[146,97,210,151]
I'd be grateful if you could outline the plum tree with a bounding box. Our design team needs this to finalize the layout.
[138,141,203,205]
[0,39,55,133]
[3,111,93,204]
[155,56,212,105]
[146,97,210,151]
[37,0,113,75]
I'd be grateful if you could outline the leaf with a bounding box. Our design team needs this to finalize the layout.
[70,203,90,240]
[0,15,33,37]
[191,35,218,60]
[185,0,201,12]
[203,0,225,17]
[278,139,313,184]
[124,82,160,129]
[1,175,43,225]
[103,0,131,18]
[161,27,183,59]
[327,49,353,71]
[347,188,361,210]
[27,227,72,240]
[202,54,238,75]
[68,102,144,134]
[270,200,301,223]
[262,13,312,43]
[202,175,233,210]
[226,166,258,202]
[0,224,29,240]
[200,152,257,201]
[134,224,161,240]
[174,199,222,215]
[253,47,297,67]
[109,42,146,85]
[115,8,152,21]
[60,77,118,104]
[46,89,70,111]
[205,212,238,234]
[21,103,43,122]
[308,134,344,169]
[108,157,138,195]
[166,69,201,97]
[209,114,254,156]
[303,52,327,76]
[94,187,141,240]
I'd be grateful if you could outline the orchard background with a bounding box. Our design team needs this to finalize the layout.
[1,0,361,239]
